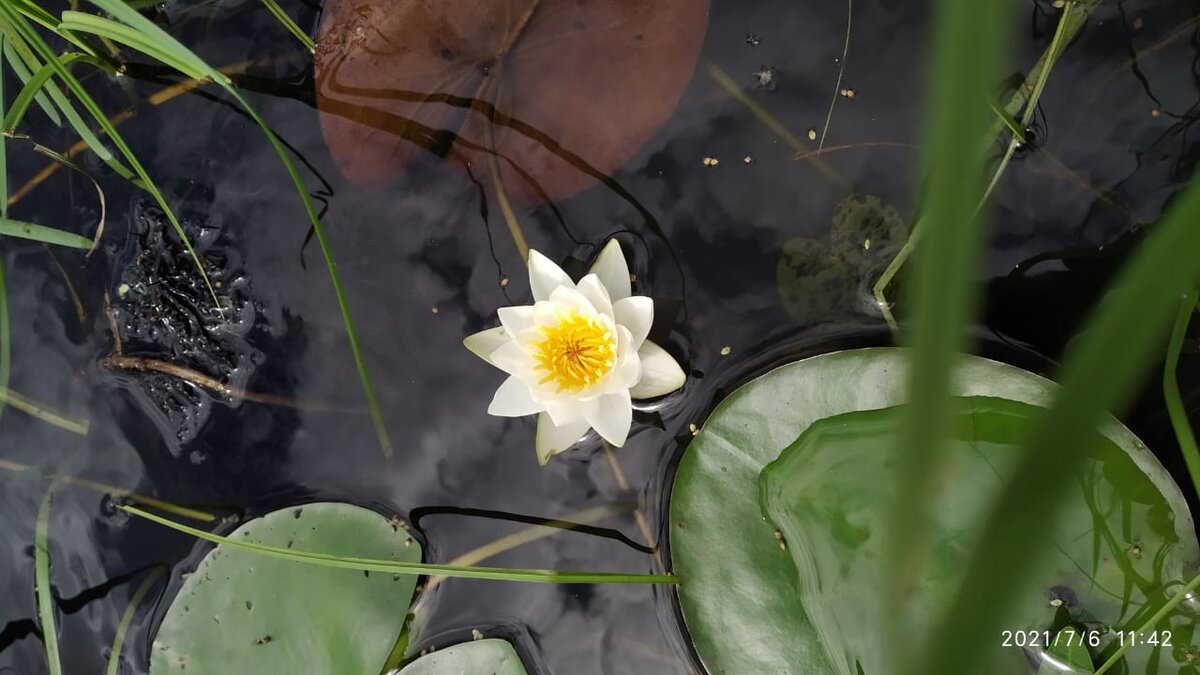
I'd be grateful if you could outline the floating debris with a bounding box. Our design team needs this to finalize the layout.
[807,128,817,141]
[472,629,484,641]
[753,65,779,92]
[745,33,761,46]
[839,87,856,99]
[702,156,720,167]
[743,154,754,164]
[689,423,699,435]
[499,276,510,287]
[720,346,732,356]
[431,306,440,314]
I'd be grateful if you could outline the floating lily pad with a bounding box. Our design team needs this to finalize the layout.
[669,348,1197,675]
[151,502,423,675]
[760,396,1195,673]
[314,0,710,205]
[776,195,908,324]
[397,639,528,675]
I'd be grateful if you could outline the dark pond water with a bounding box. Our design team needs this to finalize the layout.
[1,0,1199,673]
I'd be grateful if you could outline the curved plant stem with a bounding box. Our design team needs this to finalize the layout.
[705,60,848,188]
[817,0,852,151]
[872,0,1094,331]
[1164,288,1200,496]
[1094,571,1200,674]
[0,387,88,434]
[105,568,164,675]
[0,458,216,522]
[35,484,61,675]
[601,440,664,573]
[423,502,629,592]
[120,504,678,585]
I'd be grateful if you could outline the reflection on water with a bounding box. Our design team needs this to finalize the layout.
[1,0,1199,673]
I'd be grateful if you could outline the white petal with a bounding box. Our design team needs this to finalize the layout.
[576,274,614,319]
[487,376,544,417]
[535,413,591,466]
[497,306,534,336]
[587,239,632,301]
[613,296,653,349]
[629,340,686,399]
[548,286,597,316]
[542,397,594,425]
[463,327,510,365]
[585,390,633,447]
[528,249,574,302]
[490,341,536,378]
[603,325,641,393]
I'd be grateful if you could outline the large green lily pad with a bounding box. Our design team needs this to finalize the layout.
[669,348,1197,675]
[151,502,423,674]
[397,638,528,674]
[760,396,1196,673]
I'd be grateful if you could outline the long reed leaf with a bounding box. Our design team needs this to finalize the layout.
[918,172,1200,674]
[3,52,107,132]
[121,504,677,585]
[1164,288,1200,496]
[0,4,219,308]
[888,0,1010,669]
[260,0,315,52]
[73,0,394,457]
[0,217,92,248]
[105,568,164,675]
[35,485,61,675]
[0,27,60,126]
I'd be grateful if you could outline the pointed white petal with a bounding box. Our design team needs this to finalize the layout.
[487,376,544,417]
[629,340,686,399]
[535,413,591,466]
[613,296,653,349]
[528,249,574,302]
[585,390,633,447]
[548,285,597,315]
[576,274,614,319]
[587,239,632,301]
[463,327,510,365]
[542,397,593,425]
[491,341,536,378]
[497,306,535,336]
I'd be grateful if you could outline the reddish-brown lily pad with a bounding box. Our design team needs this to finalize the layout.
[314,0,710,205]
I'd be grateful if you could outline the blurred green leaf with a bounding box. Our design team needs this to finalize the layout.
[890,0,1011,666]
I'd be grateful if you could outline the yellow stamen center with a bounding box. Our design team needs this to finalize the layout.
[532,309,617,392]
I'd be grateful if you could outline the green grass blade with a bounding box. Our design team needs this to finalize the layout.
[120,504,677,585]
[888,0,1010,669]
[0,13,132,181]
[105,568,164,675]
[0,255,9,425]
[11,0,99,57]
[1164,288,1200,496]
[259,0,315,52]
[0,4,218,307]
[0,27,60,127]
[79,0,394,457]
[35,485,61,675]
[58,13,208,81]
[918,172,1200,674]
[1094,569,1200,674]
[3,52,104,132]
[0,217,93,249]
[1,32,8,216]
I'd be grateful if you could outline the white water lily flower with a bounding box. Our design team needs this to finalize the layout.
[464,240,687,465]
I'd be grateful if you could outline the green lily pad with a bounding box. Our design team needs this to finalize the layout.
[669,348,1197,675]
[397,639,528,675]
[760,396,1194,673]
[151,502,423,675]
